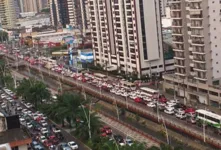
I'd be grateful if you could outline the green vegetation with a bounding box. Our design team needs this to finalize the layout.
[0,31,8,42]
[16,78,51,109]
[147,144,184,150]
[0,59,14,90]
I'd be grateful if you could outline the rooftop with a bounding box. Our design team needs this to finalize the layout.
[0,128,31,147]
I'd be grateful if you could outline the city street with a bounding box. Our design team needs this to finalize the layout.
[5,53,221,149]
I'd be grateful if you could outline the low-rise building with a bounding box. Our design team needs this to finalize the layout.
[0,113,32,150]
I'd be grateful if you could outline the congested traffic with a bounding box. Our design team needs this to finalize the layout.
[0,87,79,150]
[2,46,221,139]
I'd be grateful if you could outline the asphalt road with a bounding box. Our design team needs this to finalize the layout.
[6,54,221,149]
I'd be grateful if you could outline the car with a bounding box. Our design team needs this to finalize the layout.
[1,94,6,99]
[41,128,49,134]
[40,120,48,127]
[16,106,22,111]
[31,141,39,148]
[60,143,72,150]
[174,108,185,114]
[134,97,142,103]
[164,108,175,115]
[33,114,40,120]
[147,102,156,108]
[1,103,6,108]
[143,97,152,102]
[43,140,53,148]
[48,135,59,145]
[100,126,112,135]
[175,112,186,119]
[68,141,79,150]
[19,118,26,125]
[166,100,177,107]
[114,135,125,146]
[164,105,174,110]
[34,144,44,150]
[185,108,195,113]
[125,138,133,146]
[40,136,47,143]
[186,116,196,124]
[55,132,64,140]
[25,103,33,108]
[52,127,61,133]
[26,122,33,128]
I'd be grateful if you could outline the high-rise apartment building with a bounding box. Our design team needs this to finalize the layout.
[170,0,221,85]
[19,0,48,13]
[88,0,164,77]
[0,0,17,28]
[49,0,90,32]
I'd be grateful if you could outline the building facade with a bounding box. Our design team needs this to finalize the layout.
[88,0,165,77]
[163,0,221,106]
[19,0,48,13]
[0,0,17,28]
[49,0,90,32]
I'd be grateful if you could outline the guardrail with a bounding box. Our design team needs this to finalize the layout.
[5,54,221,149]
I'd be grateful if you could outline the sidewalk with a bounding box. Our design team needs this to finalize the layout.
[97,113,160,148]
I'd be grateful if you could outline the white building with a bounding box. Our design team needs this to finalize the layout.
[88,0,165,77]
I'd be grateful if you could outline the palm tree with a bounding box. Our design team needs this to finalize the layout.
[41,93,85,127]
[74,109,102,141]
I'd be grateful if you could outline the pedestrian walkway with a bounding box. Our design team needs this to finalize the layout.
[97,113,159,148]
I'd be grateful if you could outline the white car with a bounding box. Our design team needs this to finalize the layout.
[175,113,186,119]
[164,108,175,115]
[147,102,156,108]
[68,141,79,150]
[52,127,61,133]
[121,93,128,97]
[157,102,166,107]
[1,94,6,99]
[16,106,22,111]
[40,120,48,127]
[115,91,122,95]
[166,100,177,107]
[41,128,49,134]
[40,136,47,143]
[32,114,39,120]
[165,105,174,110]
[1,103,6,108]
[25,103,33,108]
[143,97,152,102]
[26,122,33,128]
[19,118,26,125]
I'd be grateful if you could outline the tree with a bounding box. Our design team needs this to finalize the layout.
[40,93,85,127]
[0,59,13,87]
[74,109,102,141]
[16,78,50,109]
[0,31,8,42]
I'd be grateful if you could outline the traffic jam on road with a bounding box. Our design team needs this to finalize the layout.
[2,46,221,141]
[0,87,80,150]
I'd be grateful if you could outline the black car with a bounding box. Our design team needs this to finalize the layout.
[113,135,124,142]
[56,132,64,140]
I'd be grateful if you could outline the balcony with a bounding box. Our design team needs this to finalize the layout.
[189,14,203,20]
[192,49,205,55]
[191,40,204,46]
[190,71,196,76]
[189,47,193,51]
[174,56,185,60]
[175,72,186,76]
[192,56,206,63]
[168,0,181,3]
[190,63,194,67]
[174,63,186,68]
[173,49,184,52]
[194,76,207,81]
[189,55,194,59]
[193,67,207,72]
[172,22,182,27]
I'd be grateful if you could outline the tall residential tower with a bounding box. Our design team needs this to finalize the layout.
[88,0,165,77]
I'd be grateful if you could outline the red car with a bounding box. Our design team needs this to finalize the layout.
[43,140,52,147]
[185,108,195,113]
[159,97,167,103]
[100,126,112,135]
[48,135,59,145]
[134,97,142,103]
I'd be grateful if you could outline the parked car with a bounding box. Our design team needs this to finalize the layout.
[125,138,133,146]
[114,135,125,146]
[68,141,79,150]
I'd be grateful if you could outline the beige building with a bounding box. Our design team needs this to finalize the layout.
[0,0,17,28]
[21,0,47,13]
[88,0,165,77]
[163,0,221,107]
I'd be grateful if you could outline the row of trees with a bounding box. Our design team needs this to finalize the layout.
[16,77,184,150]
[0,59,14,89]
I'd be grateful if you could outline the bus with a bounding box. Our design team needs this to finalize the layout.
[196,109,221,128]
[94,73,108,81]
[140,87,158,95]
[120,80,136,90]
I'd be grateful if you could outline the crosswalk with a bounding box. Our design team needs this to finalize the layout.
[98,113,159,148]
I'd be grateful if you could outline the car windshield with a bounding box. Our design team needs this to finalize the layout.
[70,143,76,146]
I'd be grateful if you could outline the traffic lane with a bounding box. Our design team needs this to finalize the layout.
[10,58,221,143]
